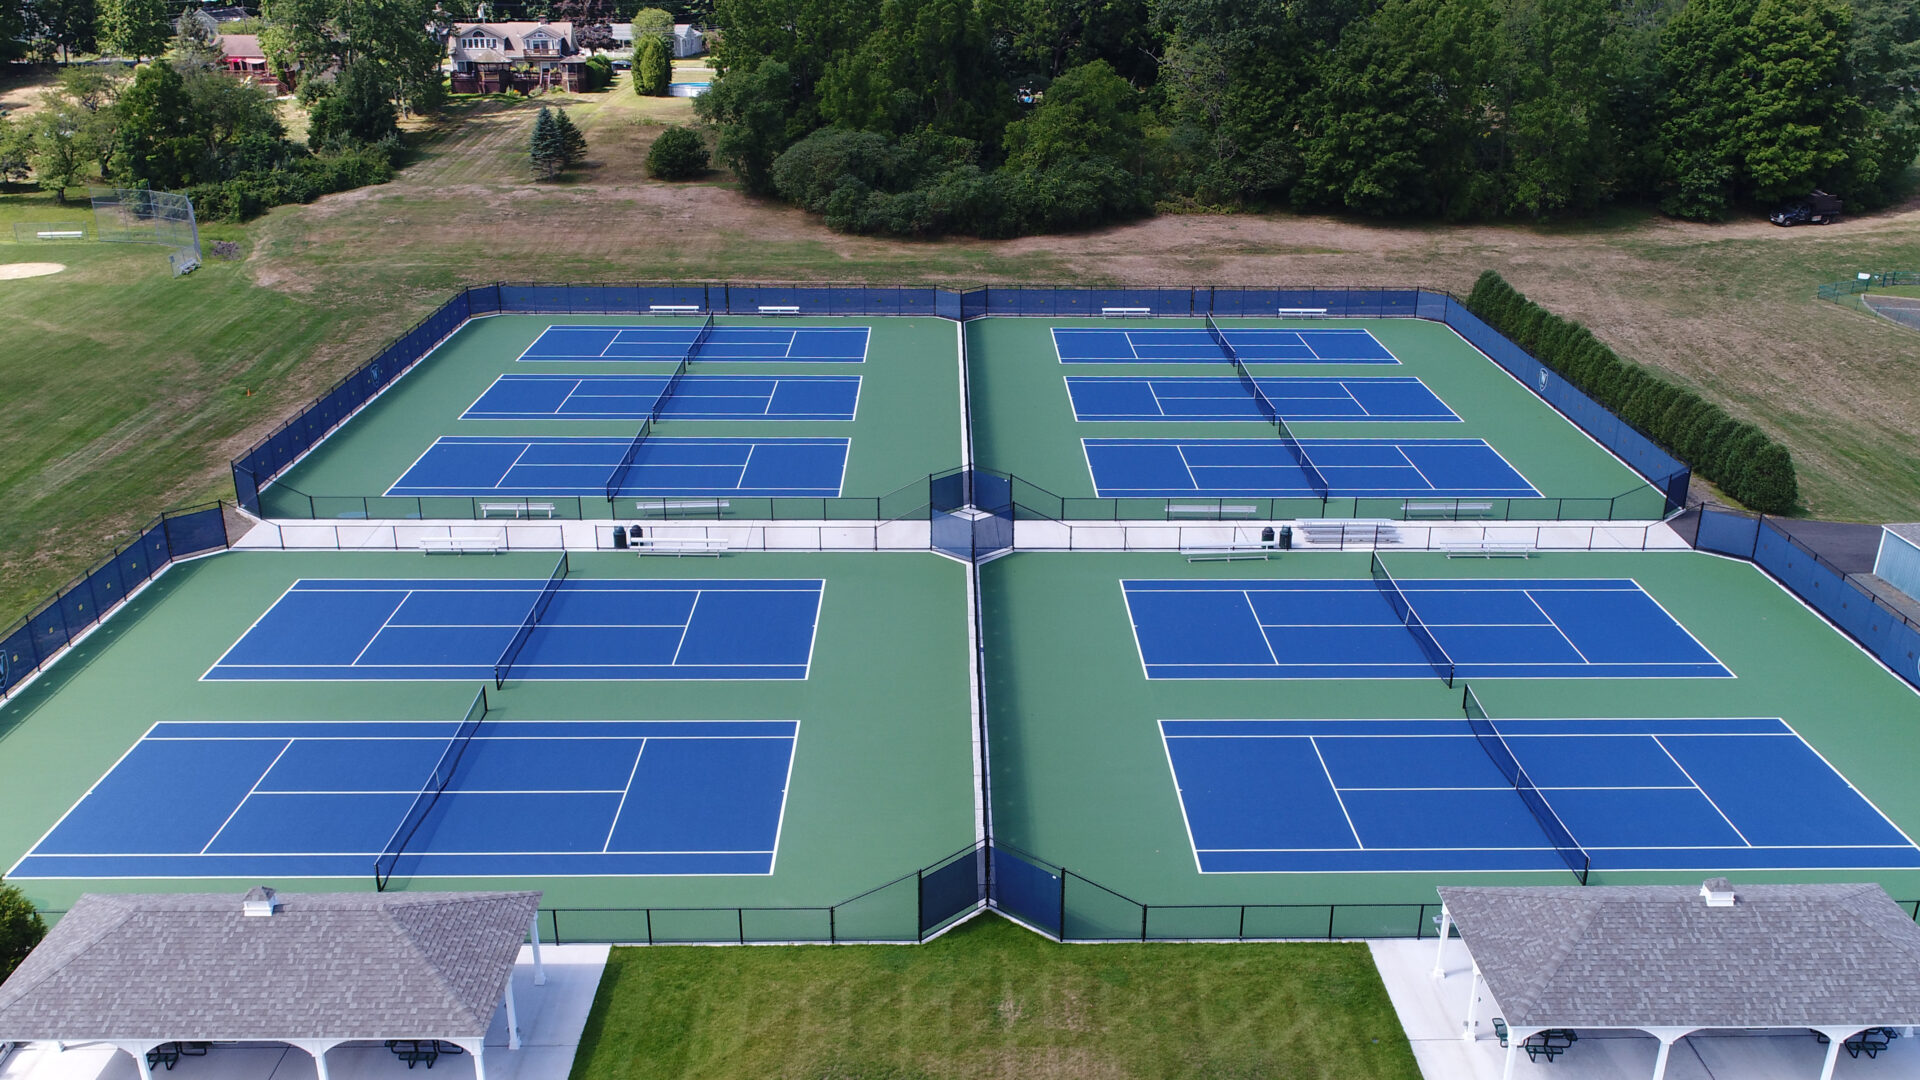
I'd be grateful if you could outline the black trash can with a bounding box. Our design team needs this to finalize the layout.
[1261,526,1275,546]
[612,525,628,550]
[1278,525,1293,551]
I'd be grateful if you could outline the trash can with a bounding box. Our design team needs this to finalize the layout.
[612,525,628,550]
[1261,526,1275,546]
[1278,525,1293,551]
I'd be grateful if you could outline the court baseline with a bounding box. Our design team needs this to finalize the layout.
[1055,327,1398,364]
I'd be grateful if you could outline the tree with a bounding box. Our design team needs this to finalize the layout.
[168,13,226,70]
[113,60,202,187]
[1656,0,1858,218]
[259,0,447,116]
[646,123,709,177]
[0,115,32,182]
[634,33,671,94]
[629,5,671,39]
[23,98,93,200]
[0,0,26,61]
[1001,60,1144,170]
[27,0,97,59]
[97,0,171,58]
[693,59,800,193]
[0,882,46,982]
[308,59,400,149]
[529,105,565,177]
[552,107,587,164]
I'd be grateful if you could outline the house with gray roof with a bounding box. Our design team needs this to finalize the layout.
[1431,879,1920,1080]
[0,888,543,1080]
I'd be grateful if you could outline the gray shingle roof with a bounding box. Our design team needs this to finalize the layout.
[0,890,539,1042]
[1438,882,1920,1029]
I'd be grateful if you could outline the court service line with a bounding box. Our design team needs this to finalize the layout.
[1310,737,1364,849]
[347,591,414,667]
[1650,735,1753,847]
[603,739,648,853]
[198,740,294,854]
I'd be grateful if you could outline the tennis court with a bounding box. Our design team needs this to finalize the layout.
[1067,376,1457,422]
[387,435,850,498]
[520,325,871,363]
[1161,717,1920,874]
[1054,327,1398,364]
[204,577,823,681]
[8,718,796,879]
[1122,577,1729,680]
[1084,438,1536,497]
[462,374,862,421]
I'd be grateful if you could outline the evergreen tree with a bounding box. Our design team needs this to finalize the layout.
[634,33,671,95]
[97,0,169,58]
[552,107,587,165]
[529,105,564,178]
[0,881,47,982]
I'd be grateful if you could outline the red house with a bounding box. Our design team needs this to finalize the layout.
[216,35,291,93]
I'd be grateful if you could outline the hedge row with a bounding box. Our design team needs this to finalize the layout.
[1466,271,1798,514]
[186,139,401,224]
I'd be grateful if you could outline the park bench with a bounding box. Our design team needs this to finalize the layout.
[480,501,556,518]
[418,536,502,555]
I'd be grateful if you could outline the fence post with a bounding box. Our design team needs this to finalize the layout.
[1059,871,1069,941]
[738,910,745,945]
[1328,906,1336,939]
[645,908,653,945]
[829,905,837,944]
[916,869,925,943]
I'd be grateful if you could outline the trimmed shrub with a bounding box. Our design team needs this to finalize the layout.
[1464,270,1797,513]
[1,881,46,981]
[646,125,709,179]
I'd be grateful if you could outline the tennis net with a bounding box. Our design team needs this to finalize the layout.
[1462,684,1591,884]
[374,686,488,890]
[606,316,714,500]
[1369,553,1456,687]
[1213,315,1330,501]
[493,551,569,688]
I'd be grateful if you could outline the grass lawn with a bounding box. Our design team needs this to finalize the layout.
[1,87,1918,618]
[568,914,1420,1080]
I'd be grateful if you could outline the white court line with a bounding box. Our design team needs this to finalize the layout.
[603,739,648,853]
[1309,737,1365,848]
[1521,588,1593,665]
[347,591,413,666]
[1244,591,1281,666]
[198,739,293,854]
[670,591,700,665]
[1651,735,1753,846]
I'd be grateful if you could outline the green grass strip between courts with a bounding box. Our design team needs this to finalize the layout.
[568,914,1421,1080]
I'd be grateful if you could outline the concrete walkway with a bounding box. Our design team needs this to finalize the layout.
[0,944,609,1080]
[1371,939,1920,1080]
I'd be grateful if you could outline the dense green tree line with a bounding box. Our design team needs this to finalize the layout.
[696,0,1920,235]
[1467,271,1799,512]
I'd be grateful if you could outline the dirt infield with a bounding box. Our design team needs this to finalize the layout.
[0,262,65,279]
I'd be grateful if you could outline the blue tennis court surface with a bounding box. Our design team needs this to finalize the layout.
[389,435,849,497]
[1122,578,1729,680]
[205,578,823,681]
[8,719,795,879]
[1161,718,1920,873]
[1055,327,1397,364]
[1068,376,1456,422]
[463,374,861,421]
[1084,438,1534,497]
[520,325,869,362]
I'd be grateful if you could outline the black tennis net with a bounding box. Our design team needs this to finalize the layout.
[1214,315,1330,501]
[606,316,713,500]
[1369,553,1456,687]
[1462,684,1591,884]
[374,686,488,890]
[494,551,569,688]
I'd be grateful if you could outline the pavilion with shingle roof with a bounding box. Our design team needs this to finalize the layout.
[0,887,544,1079]
[1430,879,1920,1080]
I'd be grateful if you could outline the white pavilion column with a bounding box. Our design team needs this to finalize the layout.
[115,1040,163,1080]
[290,1040,339,1080]
[530,912,547,986]
[504,976,522,1050]
[1499,1031,1533,1080]
[454,1038,488,1080]
[1461,961,1484,1042]
[1815,1028,1852,1080]
[1430,905,1451,979]
[1643,1028,1694,1080]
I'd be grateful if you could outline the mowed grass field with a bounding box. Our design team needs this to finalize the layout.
[568,914,1420,1080]
[1,83,1917,611]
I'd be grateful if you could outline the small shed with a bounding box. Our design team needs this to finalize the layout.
[671,24,704,58]
[1876,524,1920,603]
[1432,879,1920,1080]
[0,888,544,1079]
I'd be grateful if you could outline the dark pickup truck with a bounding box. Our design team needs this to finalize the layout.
[1770,190,1842,226]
